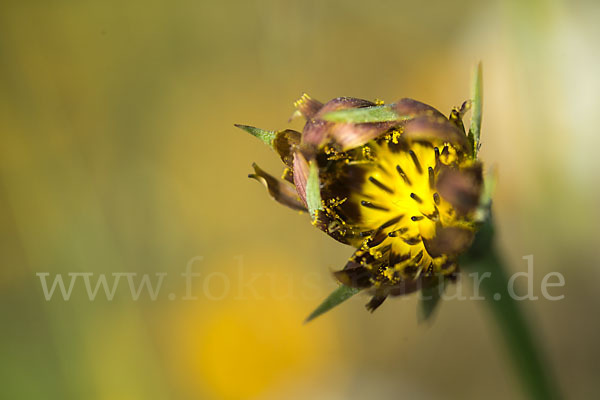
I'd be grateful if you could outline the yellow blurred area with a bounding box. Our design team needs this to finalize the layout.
[158,257,342,399]
[2,0,600,399]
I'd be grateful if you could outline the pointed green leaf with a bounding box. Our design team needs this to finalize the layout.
[418,278,447,323]
[235,124,276,148]
[306,161,322,220]
[468,63,483,155]
[321,105,402,123]
[305,285,360,323]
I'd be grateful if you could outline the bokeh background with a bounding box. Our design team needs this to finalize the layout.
[2,0,599,399]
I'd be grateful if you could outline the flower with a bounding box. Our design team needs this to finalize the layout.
[237,94,484,312]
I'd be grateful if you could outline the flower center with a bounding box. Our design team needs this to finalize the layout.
[351,140,463,282]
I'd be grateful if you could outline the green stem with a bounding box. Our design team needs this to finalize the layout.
[462,215,560,399]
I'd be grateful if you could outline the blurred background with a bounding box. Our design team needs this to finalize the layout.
[1,0,599,398]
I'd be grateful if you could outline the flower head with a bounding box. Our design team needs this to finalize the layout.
[237,92,484,312]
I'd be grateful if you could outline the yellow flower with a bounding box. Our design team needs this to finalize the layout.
[237,94,483,312]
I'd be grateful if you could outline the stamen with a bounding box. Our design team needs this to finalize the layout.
[361,200,389,212]
[369,176,394,194]
[359,230,373,237]
[426,263,434,275]
[441,145,450,157]
[388,227,408,237]
[395,165,412,185]
[423,207,439,221]
[378,215,404,230]
[409,150,422,174]
[367,231,387,248]
[410,193,423,204]
[433,192,440,205]
[403,236,422,245]
[412,250,424,264]
[378,244,392,254]
[411,216,424,221]
[389,252,410,265]
[428,167,435,189]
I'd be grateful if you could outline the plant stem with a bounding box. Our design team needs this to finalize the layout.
[462,214,560,399]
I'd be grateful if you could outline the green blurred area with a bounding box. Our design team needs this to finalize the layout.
[1,0,599,399]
